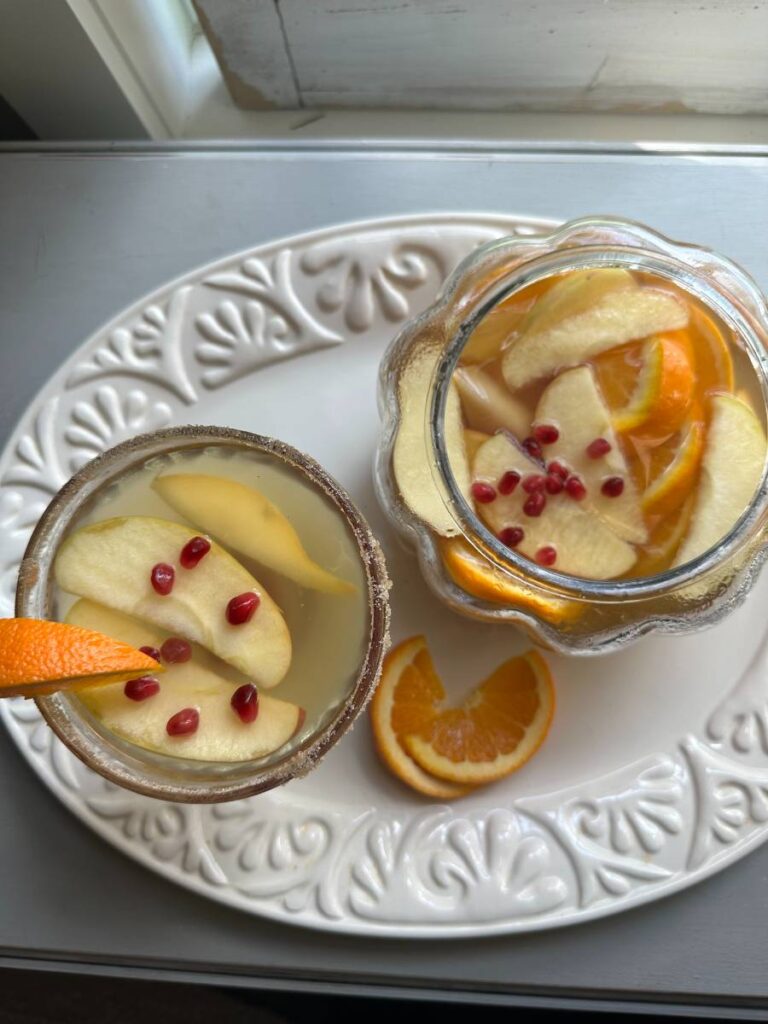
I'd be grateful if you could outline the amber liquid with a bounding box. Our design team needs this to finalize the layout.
[452,269,766,580]
[53,445,369,749]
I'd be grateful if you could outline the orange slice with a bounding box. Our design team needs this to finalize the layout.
[690,306,734,394]
[608,332,695,437]
[371,636,472,799]
[438,537,581,624]
[0,618,163,698]
[400,646,555,786]
[642,419,705,519]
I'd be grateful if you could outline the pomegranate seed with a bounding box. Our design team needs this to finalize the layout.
[498,470,521,495]
[150,563,174,596]
[522,473,546,494]
[535,545,558,567]
[180,535,211,569]
[565,475,587,501]
[471,481,497,504]
[533,423,559,445]
[499,526,524,548]
[587,437,612,459]
[602,476,625,497]
[124,676,160,701]
[139,645,162,663]
[523,491,546,517]
[166,707,199,736]
[522,436,543,460]
[231,683,260,723]
[548,460,569,480]
[226,591,260,625]
[545,474,564,495]
[161,636,192,664]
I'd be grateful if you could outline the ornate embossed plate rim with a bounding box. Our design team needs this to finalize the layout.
[1,211,767,938]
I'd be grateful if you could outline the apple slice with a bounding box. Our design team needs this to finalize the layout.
[518,268,637,337]
[534,365,648,544]
[153,474,354,596]
[463,428,491,462]
[55,516,291,688]
[472,433,636,578]
[66,601,302,762]
[502,286,689,391]
[454,364,531,438]
[393,349,471,537]
[674,394,766,566]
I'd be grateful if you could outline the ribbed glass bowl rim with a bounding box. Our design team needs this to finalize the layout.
[430,237,768,600]
[15,426,390,803]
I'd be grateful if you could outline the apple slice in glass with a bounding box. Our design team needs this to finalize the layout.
[535,365,648,544]
[154,474,355,596]
[472,433,636,579]
[67,600,302,762]
[54,516,291,688]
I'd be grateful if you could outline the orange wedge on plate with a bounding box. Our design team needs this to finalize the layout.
[371,636,472,799]
[642,419,705,519]
[608,332,695,437]
[0,618,163,698]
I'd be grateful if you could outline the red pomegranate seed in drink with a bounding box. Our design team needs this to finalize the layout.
[471,481,497,504]
[124,676,160,701]
[226,592,260,625]
[180,535,211,569]
[523,491,546,517]
[565,475,587,501]
[522,436,543,459]
[548,460,569,480]
[545,473,564,495]
[166,707,199,736]
[150,563,174,596]
[535,545,557,567]
[499,526,524,548]
[161,636,192,664]
[533,423,559,445]
[522,473,546,493]
[139,645,162,663]
[587,437,612,459]
[498,470,521,495]
[231,683,260,723]
[601,476,625,497]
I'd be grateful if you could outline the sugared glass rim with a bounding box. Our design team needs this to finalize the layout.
[430,222,768,601]
[15,426,390,803]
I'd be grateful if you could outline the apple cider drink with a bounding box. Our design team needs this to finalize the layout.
[51,446,368,763]
[448,268,767,581]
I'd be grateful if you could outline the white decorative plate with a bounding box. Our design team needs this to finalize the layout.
[3,213,768,938]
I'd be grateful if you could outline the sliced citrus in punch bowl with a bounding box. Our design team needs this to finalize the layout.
[642,419,705,519]
[606,332,696,437]
[690,305,735,395]
[371,636,472,799]
[0,618,164,698]
[438,536,581,624]
[397,645,554,786]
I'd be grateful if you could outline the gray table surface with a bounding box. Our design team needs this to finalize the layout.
[1,142,768,1017]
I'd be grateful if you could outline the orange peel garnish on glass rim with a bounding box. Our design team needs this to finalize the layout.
[0,618,163,698]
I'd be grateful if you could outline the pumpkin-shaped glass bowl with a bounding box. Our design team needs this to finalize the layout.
[375,216,768,655]
[16,426,390,802]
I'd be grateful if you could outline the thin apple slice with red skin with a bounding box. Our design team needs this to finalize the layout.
[67,600,302,762]
[534,365,648,544]
[454,364,531,439]
[393,349,471,537]
[502,286,689,391]
[472,433,636,579]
